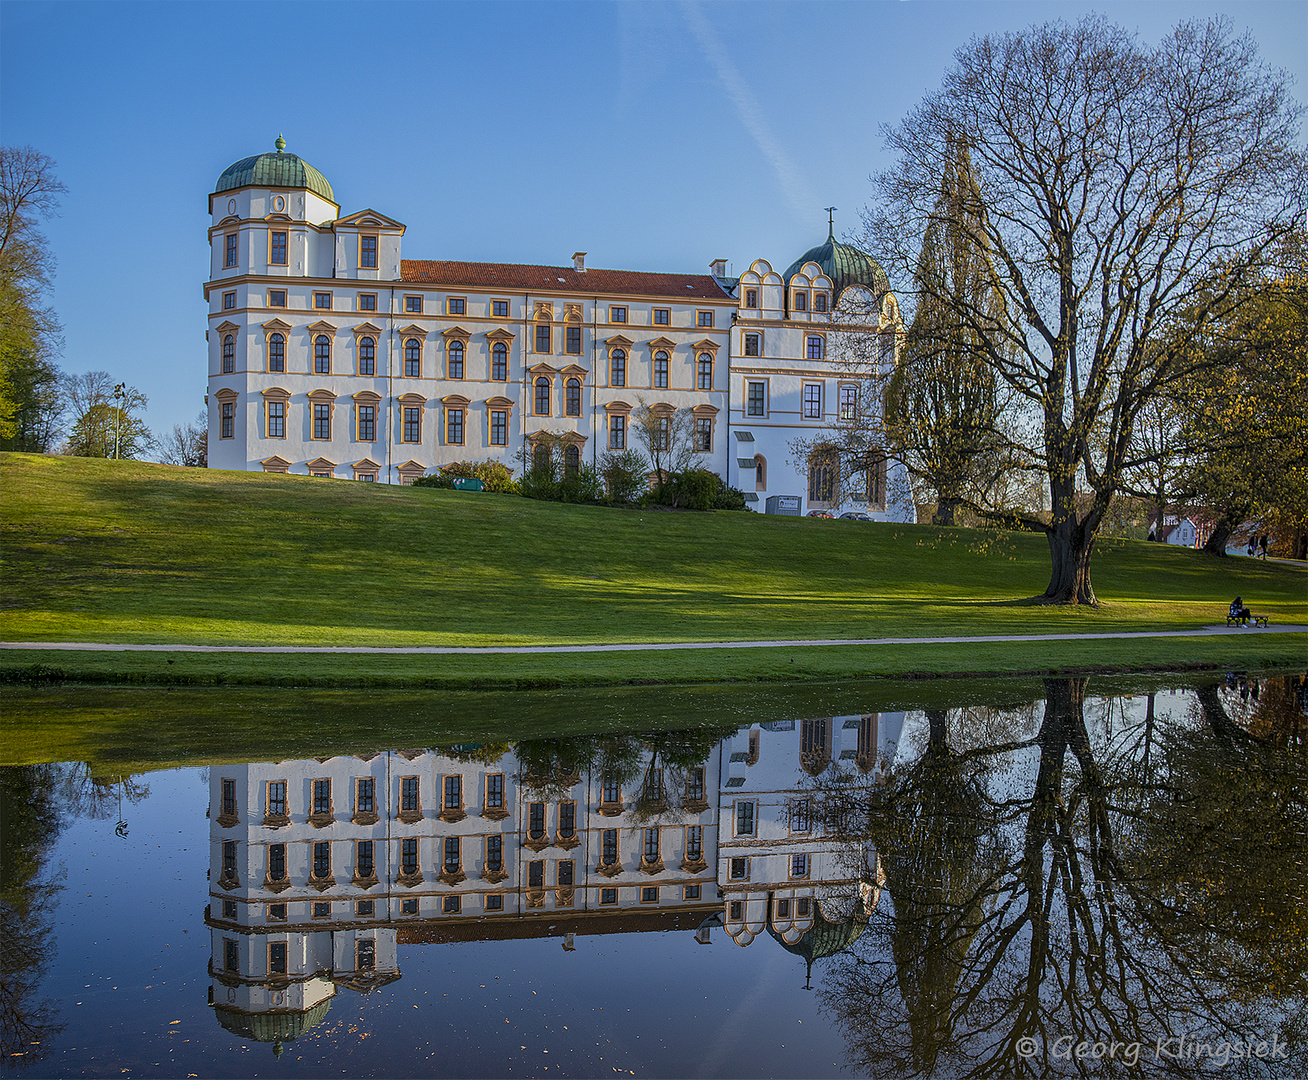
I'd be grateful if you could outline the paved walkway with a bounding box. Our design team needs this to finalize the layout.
[2,625,1305,655]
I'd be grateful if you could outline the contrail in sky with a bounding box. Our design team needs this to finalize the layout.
[681,0,817,219]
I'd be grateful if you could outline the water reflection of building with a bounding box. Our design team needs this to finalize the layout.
[205,719,902,1047]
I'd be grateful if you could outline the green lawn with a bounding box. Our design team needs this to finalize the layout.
[2,452,1304,685]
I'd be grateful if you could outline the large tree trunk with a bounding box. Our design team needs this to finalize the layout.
[933,496,960,527]
[1043,517,1097,605]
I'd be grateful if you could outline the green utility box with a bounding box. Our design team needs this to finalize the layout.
[451,477,485,492]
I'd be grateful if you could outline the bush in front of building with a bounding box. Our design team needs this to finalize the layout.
[652,469,750,512]
[412,460,519,493]
[599,450,648,506]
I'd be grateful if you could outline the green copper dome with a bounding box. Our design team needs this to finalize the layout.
[214,136,334,203]
[783,225,890,299]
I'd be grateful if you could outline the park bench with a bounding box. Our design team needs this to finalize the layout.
[1227,613,1270,627]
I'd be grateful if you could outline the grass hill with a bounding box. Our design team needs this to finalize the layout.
[1,453,1303,686]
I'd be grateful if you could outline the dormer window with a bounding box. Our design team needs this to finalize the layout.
[794,291,807,312]
[814,292,828,312]
[744,288,758,308]
[360,235,378,269]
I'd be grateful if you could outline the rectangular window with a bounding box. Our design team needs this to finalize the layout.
[357,899,374,917]
[641,886,658,903]
[609,306,627,323]
[356,777,374,814]
[791,853,810,878]
[224,938,239,971]
[490,410,507,446]
[744,288,758,308]
[268,843,286,881]
[687,768,705,802]
[401,776,419,813]
[313,901,331,918]
[603,776,621,804]
[529,801,546,840]
[444,895,462,914]
[220,402,234,439]
[313,779,331,816]
[839,385,858,420]
[794,291,807,312]
[223,290,236,310]
[730,856,748,880]
[267,781,286,817]
[743,333,760,357]
[729,899,744,920]
[447,297,465,315]
[312,840,331,878]
[686,825,702,860]
[401,837,418,875]
[221,779,237,817]
[270,231,287,265]
[697,310,714,327]
[493,299,509,318]
[803,383,823,420]
[558,860,574,887]
[814,292,828,312]
[695,417,711,452]
[736,801,755,836]
[444,775,462,811]
[609,415,625,449]
[653,307,670,325]
[313,403,331,440]
[747,382,766,417]
[485,894,504,911]
[486,834,503,872]
[528,860,544,888]
[402,897,418,915]
[314,292,332,309]
[777,898,791,918]
[601,887,618,905]
[684,884,701,900]
[558,801,576,839]
[403,406,420,443]
[807,335,824,359]
[644,827,660,862]
[222,840,237,877]
[360,235,377,269]
[268,903,286,921]
[225,234,238,268]
[358,405,376,442]
[535,324,551,353]
[791,798,812,833]
[356,839,374,878]
[602,829,618,863]
[355,293,377,313]
[486,774,504,810]
[443,836,460,874]
[446,408,464,445]
[797,897,811,917]
[405,295,422,313]
[267,401,285,438]
[267,290,286,308]
[566,325,582,354]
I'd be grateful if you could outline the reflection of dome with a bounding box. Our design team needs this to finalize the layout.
[768,902,869,964]
[783,225,890,298]
[213,998,331,1057]
[214,135,334,202]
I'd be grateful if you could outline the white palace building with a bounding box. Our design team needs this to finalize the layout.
[205,137,915,519]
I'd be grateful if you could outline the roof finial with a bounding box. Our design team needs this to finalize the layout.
[275,133,286,152]
[824,206,837,242]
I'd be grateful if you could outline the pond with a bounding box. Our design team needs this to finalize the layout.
[3,672,1305,1078]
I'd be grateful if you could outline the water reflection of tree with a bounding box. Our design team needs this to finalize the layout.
[816,678,1307,1078]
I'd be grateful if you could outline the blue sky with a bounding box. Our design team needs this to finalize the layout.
[3,0,1305,442]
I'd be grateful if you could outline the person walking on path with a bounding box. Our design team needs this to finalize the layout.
[1259,534,1270,559]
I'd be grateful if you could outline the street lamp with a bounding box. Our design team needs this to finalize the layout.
[113,382,125,459]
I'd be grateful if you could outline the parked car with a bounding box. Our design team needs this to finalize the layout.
[839,511,873,521]
[805,509,834,518]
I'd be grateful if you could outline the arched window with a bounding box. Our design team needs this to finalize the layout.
[222,335,234,373]
[314,335,331,374]
[532,443,550,474]
[808,456,836,504]
[610,349,626,387]
[654,350,669,389]
[754,454,766,491]
[447,341,464,379]
[697,354,712,390]
[492,342,507,380]
[534,377,551,415]
[404,338,421,378]
[358,336,375,376]
[268,333,285,373]
[565,378,581,416]
[565,444,580,475]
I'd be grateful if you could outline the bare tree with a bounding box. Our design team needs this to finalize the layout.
[61,370,152,459]
[158,409,208,468]
[865,17,1306,603]
[631,395,697,498]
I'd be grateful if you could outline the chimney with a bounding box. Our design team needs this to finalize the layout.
[710,258,728,277]
[573,252,586,272]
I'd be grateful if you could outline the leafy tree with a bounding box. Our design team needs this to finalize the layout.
[865,17,1306,603]
[62,370,152,459]
[0,146,66,442]
[157,409,207,468]
[598,449,647,505]
[0,348,61,452]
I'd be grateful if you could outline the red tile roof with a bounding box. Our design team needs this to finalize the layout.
[400,260,731,301]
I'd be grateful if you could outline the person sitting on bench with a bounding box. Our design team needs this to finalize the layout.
[1230,597,1252,626]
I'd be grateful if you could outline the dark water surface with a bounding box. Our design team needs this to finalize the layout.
[3,673,1305,1078]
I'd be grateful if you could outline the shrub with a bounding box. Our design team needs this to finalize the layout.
[599,450,648,505]
[670,468,720,511]
[412,460,517,493]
